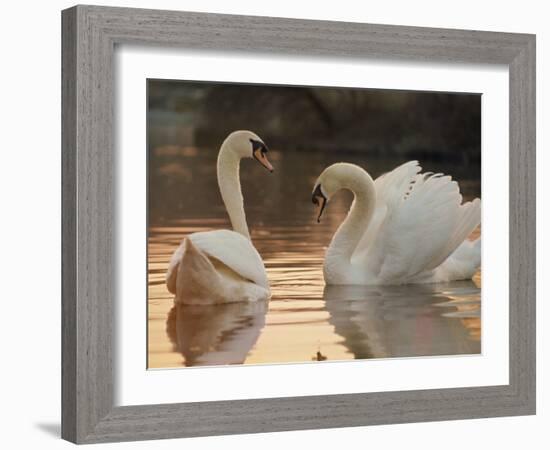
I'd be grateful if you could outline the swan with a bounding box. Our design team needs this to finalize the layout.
[166,130,273,304]
[311,161,481,285]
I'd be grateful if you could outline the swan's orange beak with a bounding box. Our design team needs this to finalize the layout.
[253,148,274,173]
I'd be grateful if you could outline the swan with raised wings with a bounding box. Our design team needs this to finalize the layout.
[166,131,273,304]
[312,161,481,285]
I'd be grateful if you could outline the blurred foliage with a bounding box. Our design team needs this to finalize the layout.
[148,79,480,162]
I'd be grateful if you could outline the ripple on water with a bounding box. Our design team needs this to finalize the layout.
[148,149,481,367]
[147,216,481,368]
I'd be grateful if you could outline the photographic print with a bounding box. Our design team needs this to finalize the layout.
[147,80,481,369]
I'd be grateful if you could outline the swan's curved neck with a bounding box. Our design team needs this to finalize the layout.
[328,172,376,262]
[217,143,250,239]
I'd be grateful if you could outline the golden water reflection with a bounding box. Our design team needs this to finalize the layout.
[148,217,481,368]
[147,149,481,368]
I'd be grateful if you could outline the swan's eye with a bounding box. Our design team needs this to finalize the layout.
[250,139,267,154]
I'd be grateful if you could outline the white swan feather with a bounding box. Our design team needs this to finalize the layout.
[166,230,269,293]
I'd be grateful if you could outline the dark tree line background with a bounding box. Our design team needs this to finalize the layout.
[148,79,481,163]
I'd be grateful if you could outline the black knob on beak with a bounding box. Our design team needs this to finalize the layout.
[312,184,327,223]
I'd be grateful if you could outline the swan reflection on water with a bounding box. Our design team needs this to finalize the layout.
[323,281,480,360]
[162,281,479,367]
[166,300,268,366]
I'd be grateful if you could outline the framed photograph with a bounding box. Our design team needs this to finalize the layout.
[62,4,535,444]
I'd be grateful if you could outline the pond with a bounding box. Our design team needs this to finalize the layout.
[147,148,481,368]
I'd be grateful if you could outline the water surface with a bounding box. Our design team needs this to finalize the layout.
[147,149,481,368]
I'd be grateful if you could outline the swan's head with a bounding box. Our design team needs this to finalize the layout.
[312,163,371,223]
[224,130,273,172]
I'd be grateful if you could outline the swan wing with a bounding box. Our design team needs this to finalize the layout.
[354,161,421,257]
[167,229,269,292]
[366,167,480,282]
[374,160,423,206]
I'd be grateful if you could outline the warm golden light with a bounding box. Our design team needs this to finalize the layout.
[147,194,481,368]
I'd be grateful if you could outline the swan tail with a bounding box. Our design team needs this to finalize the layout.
[425,198,481,273]
[471,237,482,272]
[166,271,177,295]
[453,199,481,250]
[166,236,219,296]
[175,238,221,304]
[166,239,188,294]
[434,237,481,281]
[453,237,481,269]
[166,267,178,295]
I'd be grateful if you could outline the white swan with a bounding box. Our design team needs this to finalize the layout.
[166,130,273,304]
[312,161,481,285]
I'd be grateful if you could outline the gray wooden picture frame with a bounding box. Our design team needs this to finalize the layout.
[61,4,536,444]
